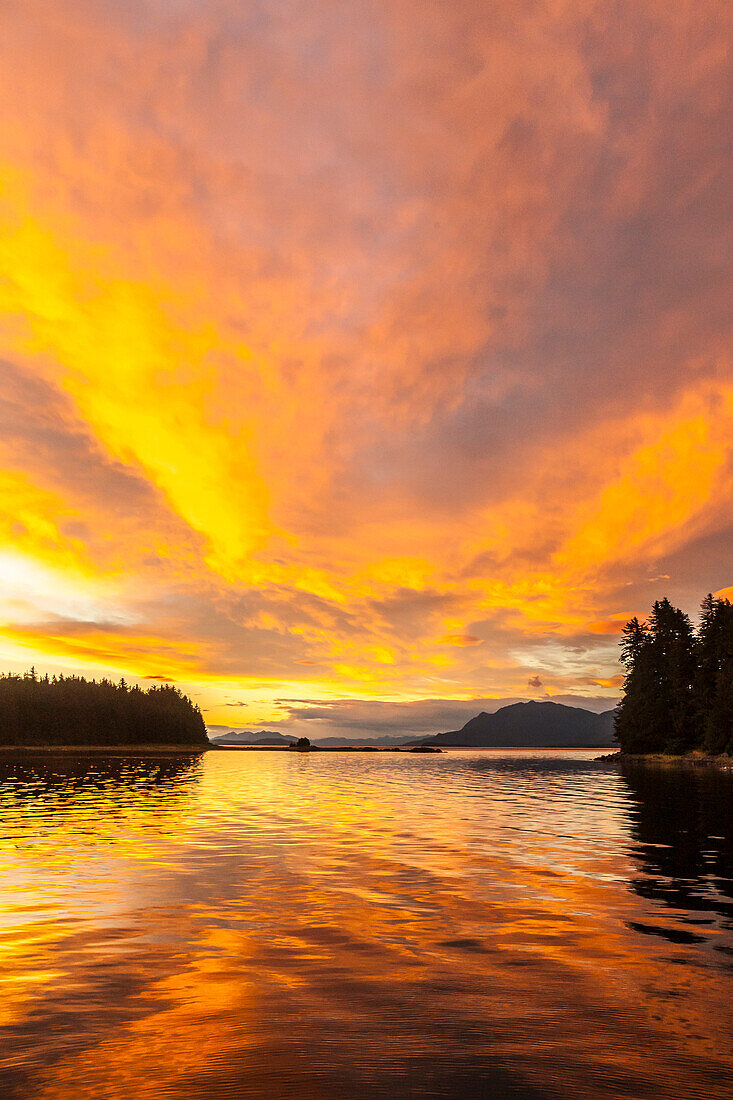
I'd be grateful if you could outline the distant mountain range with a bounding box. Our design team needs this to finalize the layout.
[210,702,617,749]
[412,701,617,748]
[210,730,410,748]
[212,730,295,746]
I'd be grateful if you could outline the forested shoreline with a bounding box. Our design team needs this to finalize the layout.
[0,671,208,748]
[616,594,733,756]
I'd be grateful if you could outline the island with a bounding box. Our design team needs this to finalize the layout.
[0,670,208,752]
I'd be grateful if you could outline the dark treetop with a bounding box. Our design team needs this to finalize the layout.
[0,670,208,748]
[616,594,733,755]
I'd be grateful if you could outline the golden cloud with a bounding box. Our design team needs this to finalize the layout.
[0,1,729,720]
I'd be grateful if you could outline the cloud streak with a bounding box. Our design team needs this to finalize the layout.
[0,1,729,732]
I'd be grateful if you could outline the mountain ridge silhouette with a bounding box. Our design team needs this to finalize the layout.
[413,700,616,747]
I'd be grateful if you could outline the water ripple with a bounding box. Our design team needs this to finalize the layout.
[0,749,731,1098]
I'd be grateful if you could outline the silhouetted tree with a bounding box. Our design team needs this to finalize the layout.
[647,598,697,753]
[616,594,732,755]
[0,672,208,748]
[616,617,656,753]
[696,594,733,755]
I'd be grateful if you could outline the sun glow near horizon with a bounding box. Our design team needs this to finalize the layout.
[0,2,730,733]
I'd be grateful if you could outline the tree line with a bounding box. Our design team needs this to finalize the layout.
[616,594,733,755]
[0,670,208,747]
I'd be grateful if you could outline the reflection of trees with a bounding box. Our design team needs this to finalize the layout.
[622,761,733,926]
[0,753,203,809]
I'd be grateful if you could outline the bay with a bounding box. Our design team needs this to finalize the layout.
[0,749,731,1098]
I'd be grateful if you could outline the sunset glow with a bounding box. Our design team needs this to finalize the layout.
[1,2,730,736]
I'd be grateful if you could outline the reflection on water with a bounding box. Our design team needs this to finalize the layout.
[0,753,203,800]
[0,749,731,1098]
[622,762,733,943]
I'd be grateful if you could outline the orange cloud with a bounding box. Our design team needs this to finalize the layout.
[592,676,625,689]
[0,1,729,722]
[587,618,634,637]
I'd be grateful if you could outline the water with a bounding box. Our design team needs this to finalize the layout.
[0,749,731,1099]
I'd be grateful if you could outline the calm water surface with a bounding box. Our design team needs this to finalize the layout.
[0,749,731,1098]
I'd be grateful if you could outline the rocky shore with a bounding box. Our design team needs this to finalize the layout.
[598,750,733,770]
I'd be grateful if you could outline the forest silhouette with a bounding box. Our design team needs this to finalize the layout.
[0,670,208,748]
[616,594,733,755]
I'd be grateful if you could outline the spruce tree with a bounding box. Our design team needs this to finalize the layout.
[616,617,653,752]
[615,600,696,753]
[0,673,208,747]
[646,598,697,754]
[696,595,733,755]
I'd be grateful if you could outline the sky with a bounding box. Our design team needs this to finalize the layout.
[0,1,731,739]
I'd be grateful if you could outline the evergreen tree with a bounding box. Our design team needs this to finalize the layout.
[696,594,733,755]
[0,673,208,748]
[616,599,697,754]
[647,598,697,753]
[616,617,654,752]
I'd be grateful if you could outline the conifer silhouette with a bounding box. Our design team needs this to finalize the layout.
[0,673,207,748]
[616,594,732,754]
